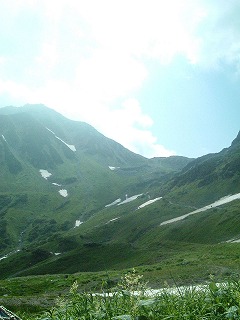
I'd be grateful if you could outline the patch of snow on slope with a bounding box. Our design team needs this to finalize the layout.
[109,166,120,170]
[59,189,68,197]
[46,127,76,152]
[0,254,8,261]
[94,283,210,298]
[39,169,52,179]
[160,193,240,226]
[1,135,7,142]
[105,198,121,207]
[231,239,240,243]
[106,217,120,224]
[138,197,162,209]
[46,127,56,135]
[56,136,76,152]
[50,251,61,256]
[75,220,83,227]
[118,194,143,205]
[0,249,20,261]
[225,237,240,243]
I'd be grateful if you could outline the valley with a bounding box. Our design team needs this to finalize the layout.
[0,105,239,309]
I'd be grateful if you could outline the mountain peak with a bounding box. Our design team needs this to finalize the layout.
[231,131,240,146]
[0,104,59,117]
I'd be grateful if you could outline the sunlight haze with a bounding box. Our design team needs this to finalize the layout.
[0,0,239,158]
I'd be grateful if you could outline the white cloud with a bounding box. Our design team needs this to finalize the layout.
[86,98,176,158]
[35,42,59,72]
[1,0,240,157]
[74,49,147,103]
[0,56,6,65]
[186,0,240,69]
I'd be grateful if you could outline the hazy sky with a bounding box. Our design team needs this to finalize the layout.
[0,0,240,158]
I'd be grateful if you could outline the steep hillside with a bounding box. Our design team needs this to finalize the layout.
[162,130,240,206]
[1,104,239,280]
[0,104,191,265]
[1,130,239,278]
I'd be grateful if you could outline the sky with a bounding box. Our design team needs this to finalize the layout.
[0,0,240,158]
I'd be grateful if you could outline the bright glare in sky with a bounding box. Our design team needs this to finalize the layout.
[0,0,239,158]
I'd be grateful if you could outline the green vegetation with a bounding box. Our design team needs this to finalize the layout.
[3,269,240,319]
[0,105,240,319]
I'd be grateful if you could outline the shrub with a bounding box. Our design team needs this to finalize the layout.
[22,273,240,319]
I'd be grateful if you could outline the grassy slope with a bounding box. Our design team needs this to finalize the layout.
[0,105,240,287]
[1,195,240,282]
[0,106,192,262]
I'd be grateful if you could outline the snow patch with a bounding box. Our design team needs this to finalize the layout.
[138,197,162,209]
[225,237,240,243]
[105,198,121,207]
[160,193,240,226]
[56,137,76,152]
[0,249,20,261]
[109,166,120,171]
[59,189,68,197]
[1,135,7,142]
[118,194,143,206]
[106,217,120,224]
[105,194,143,207]
[74,220,83,227]
[50,252,62,256]
[94,283,210,298]
[46,127,56,135]
[231,239,240,243]
[0,255,8,261]
[46,127,76,152]
[39,169,52,180]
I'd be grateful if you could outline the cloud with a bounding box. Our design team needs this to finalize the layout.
[74,49,148,103]
[84,98,176,158]
[188,0,240,70]
[0,0,240,157]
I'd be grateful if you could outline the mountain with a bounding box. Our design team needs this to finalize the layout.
[0,104,192,275]
[162,130,240,206]
[0,104,239,281]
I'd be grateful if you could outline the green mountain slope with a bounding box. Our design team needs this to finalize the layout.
[0,104,191,270]
[0,104,239,280]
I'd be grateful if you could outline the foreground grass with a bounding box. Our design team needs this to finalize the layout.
[13,270,240,320]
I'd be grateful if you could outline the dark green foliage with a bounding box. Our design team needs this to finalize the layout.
[3,144,22,174]
[221,157,240,178]
[0,219,10,248]
[0,195,12,209]
[27,219,58,242]
[30,248,52,263]
[57,236,78,251]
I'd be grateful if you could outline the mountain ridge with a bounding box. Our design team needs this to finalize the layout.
[0,104,239,280]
